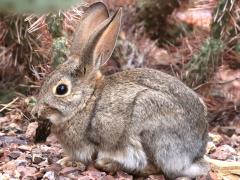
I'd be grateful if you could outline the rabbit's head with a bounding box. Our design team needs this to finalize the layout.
[31,2,122,125]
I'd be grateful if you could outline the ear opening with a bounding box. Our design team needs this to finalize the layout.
[70,2,109,56]
[81,8,122,73]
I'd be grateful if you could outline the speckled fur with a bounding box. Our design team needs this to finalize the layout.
[32,2,209,179]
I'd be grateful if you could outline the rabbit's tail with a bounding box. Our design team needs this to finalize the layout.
[159,155,210,179]
[182,158,210,178]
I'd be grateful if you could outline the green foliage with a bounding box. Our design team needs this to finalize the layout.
[0,0,84,13]
[136,0,189,44]
[211,0,235,39]
[25,96,37,107]
[183,38,224,87]
[45,12,70,68]
[183,0,237,87]
[46,13,64,38]
[52,37,69,68]
[235,43,240,53]
[0,90,17,104]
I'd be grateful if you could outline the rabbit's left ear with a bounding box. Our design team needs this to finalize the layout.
[83,8,122,71]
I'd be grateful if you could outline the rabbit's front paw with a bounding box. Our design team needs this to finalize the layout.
[57,157,86,171]
[95,158,120,173]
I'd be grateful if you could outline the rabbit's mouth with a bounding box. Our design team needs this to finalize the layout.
[32,105,64,125]
[46,113,63,125]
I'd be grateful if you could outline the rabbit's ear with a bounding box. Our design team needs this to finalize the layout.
[70,2,109,56]
[83,8,122,72]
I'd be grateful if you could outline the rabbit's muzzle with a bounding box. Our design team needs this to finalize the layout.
[31,104,62,125]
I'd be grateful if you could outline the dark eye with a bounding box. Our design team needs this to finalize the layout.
[56,84,68,95]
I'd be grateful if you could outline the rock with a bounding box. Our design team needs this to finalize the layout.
[102,175,115,180]
[206,141,216,154]
[148,175,165,180]
[14,159,28,166]
[32,154,44,164]
[14,170,21,179]
[59,176,72,180]
[47,163,62,173]
[208,133,223,145]
[116,171,133,180]
[210,145,237,160]
[25,122,38,139]
[38,159,49,167]
[16,166,37,178]
[2,161,16,171]
[210,149,231,160]
[82,169,106,179]
[218,126,237,137]
[60,167,79,175]
[8,151,21,159]
[42,171,59,180]
[219,145,237,154]
[18,145,32,152]
[0,136,27,145]
[0,116,11,126]
[0,173,11,180]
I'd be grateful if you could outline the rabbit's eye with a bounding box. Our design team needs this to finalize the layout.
[53,79,71,97]
[56,84,68,95]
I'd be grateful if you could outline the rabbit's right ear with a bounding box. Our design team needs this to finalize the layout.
[70,2,109,56]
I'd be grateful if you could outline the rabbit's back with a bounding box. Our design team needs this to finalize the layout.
[88,68,208,178]
[89,68,208,148]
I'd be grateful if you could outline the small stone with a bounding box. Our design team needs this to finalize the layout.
[32,154,44,164]
[14,170,21,179]
[77,176,91,180]
[25,122,38,139]
[208,133,223,145]
[219,145,236,154]
[47,163,62,173]
[43,171,58,180]
[9,151,21,159]
[16,166,37,178]
[206,141,216,154]
[0,173,11,180]
[14,159,28,166]
[116,171,133,180]
[18,145,32,152]
[148,175,165,180]
[8,130,16,136]
[60,167,78,175]
[102,175,115,180]
[2,161,16,171]
[210,145,234,160]
[38,160,49,167]
[82,170,106,178]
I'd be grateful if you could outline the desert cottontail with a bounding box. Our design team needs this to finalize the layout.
[31,2,209,179]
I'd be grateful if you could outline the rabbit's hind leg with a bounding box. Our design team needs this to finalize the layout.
[96,143,148,174]
[95,158,120,173]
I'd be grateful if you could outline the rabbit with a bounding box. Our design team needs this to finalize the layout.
[31,2,210,179]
